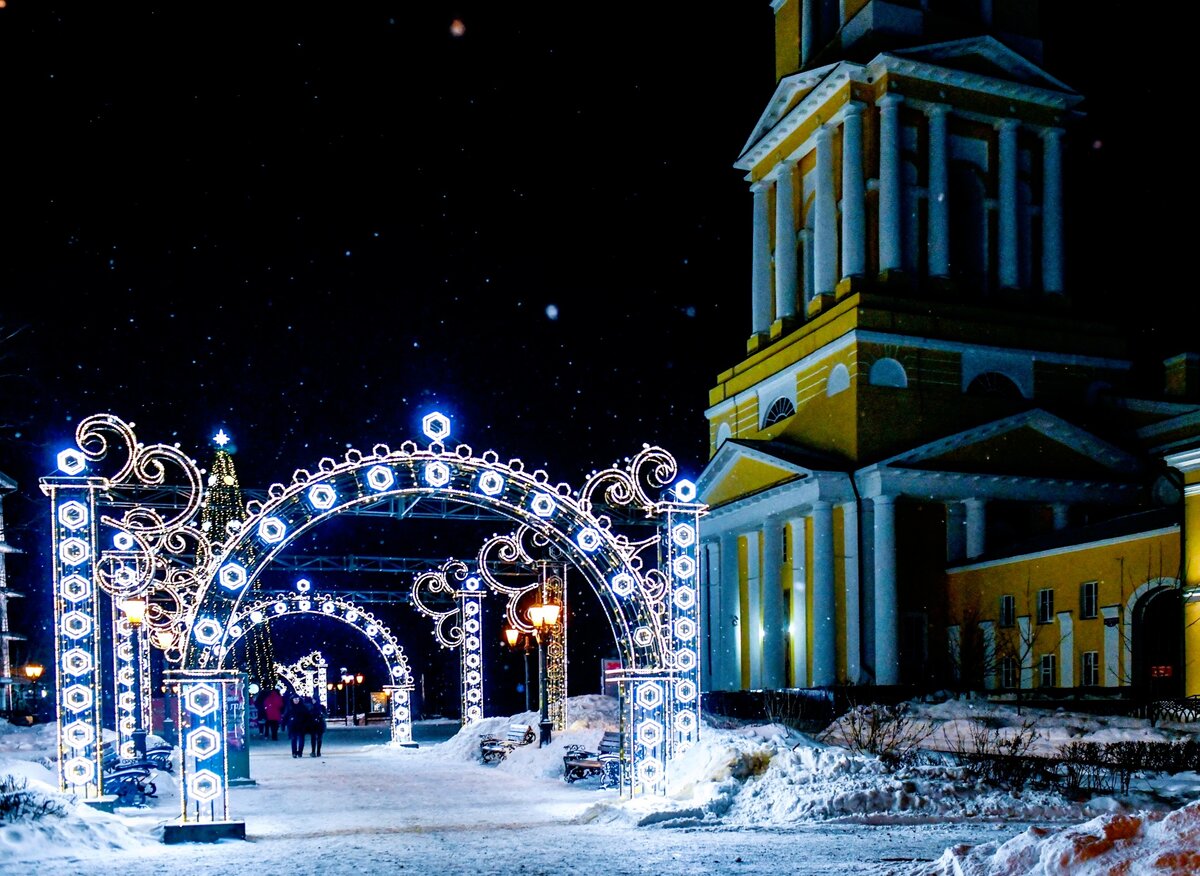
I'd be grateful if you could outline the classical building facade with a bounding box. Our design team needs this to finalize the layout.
[697,1,1200,701]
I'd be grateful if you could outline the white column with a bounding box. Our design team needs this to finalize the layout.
[788,517,809,687]
[964,497,987,560]
[751,183,773,335]
[841,102,866,279]
[1057,610,1074,688]
[878,95,904,273]
[702,541,720,689]
[873,495,899,685]
[927,104,950,278]
[980,621,996,690]
[746,530,762,688]
[1018,616,1033,690]
[1101,605,1121,687]
[774,164,799,321]
[761,519,786,690]
[997,119,1020,289]
[1041,127,1064,293]
[946,501,966,564]
[1052,503,1069,531]
[811,502,836,686]
[719,532,742,690]
[799,228,815,310]
[859,499,875,672]
[841,501,861,683]
[800,0,815,67]
[814,126,838,297]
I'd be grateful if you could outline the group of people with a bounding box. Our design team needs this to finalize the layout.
[255,688,328,758]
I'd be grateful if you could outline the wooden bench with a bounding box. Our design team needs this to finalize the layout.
[562,730,621,786]
[479,723,536,764]
[99,738,167,805]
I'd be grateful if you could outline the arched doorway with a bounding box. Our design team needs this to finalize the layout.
[1132,583,1183,701]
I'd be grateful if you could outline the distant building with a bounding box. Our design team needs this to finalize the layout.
[0,469,26,715]
[696,1,1200,703]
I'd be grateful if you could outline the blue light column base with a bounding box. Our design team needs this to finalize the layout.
[82,795,119,813]
[162,820,246,844]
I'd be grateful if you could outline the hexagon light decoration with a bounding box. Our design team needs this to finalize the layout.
[57,448,87,475]
[421,411,451,443]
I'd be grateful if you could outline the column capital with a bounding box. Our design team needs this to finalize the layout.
[1041,126,1065,142]
[816,124,834,142]
[925,103,951,119]
[750,179,771,194]
[844,100,867,116]
[878,93,904,109]
[766,159,797,181]
[995,117,1021,132]
[871,494,895,509]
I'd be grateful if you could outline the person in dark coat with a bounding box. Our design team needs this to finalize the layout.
[307,697,327,757]
[262,688,285,741]
[283,694,311,758]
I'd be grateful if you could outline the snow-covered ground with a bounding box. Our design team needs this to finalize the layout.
[1,695,1197,874]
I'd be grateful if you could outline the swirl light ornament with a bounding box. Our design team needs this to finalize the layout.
[411,559,486,723]
[274,651,328,703]
[43,412,704,818]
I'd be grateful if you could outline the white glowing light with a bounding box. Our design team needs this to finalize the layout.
[477,470,505,496]
[57,501,89,530]
[308,483,337,510]
[424,460,451,487]
[193,619,223,646]
[366,465,395,491]
[674,618,696,641]
[219,562,248,591]
[62,648,94,676]
[250,610,265,623]
[63,685,93,713]
[672,585,696,610]
[59,538,90,566]
[57,449,87,475]
[113,531,135,550]
[296,579,311,593]
[61,611,93,640]
[635,683,663,709]
[670,523,695,547]
[184,683,221,718]
[673,479,697,502]
[258,516,288,544]
[421,412,451,443]
[186,726,221,758]
[671,556,696,579]
[188,770,223,802]
[611,573,635,597]
[213,429,230,447]
[64,757,96,784]
[61,574,90,602]
[530,492,557,518]
[576,527,602,552]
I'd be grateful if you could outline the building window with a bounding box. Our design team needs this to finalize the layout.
[966,371,1023,399]
[1040,654,1057,688]
[1082,651,1100,687]
[1037,588,1054,624]
[868,358,908,388]
[1080,581,1098,620]
[999,594,1015,628]
[1000,656,1018,689]
[827,363,850,396]
[762,397,796,428]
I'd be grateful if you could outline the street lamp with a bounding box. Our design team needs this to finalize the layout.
[503,627,533,713]
[528,597,561,747]
[118,596,148,757]
[20,664,44,724]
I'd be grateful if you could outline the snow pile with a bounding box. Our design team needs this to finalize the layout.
[925,799,1200,875]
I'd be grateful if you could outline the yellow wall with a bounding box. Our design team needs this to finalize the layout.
[773,0,800,81]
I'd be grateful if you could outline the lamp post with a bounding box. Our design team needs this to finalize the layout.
[21,663,44,724]
[118,596,148,758]
[504,627,533,713]
[527,597,561,747]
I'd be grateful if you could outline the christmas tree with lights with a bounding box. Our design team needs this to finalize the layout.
[200,429,277,692]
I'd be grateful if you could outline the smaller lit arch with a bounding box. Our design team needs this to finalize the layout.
[869,358,908,388]
[966,372,1023,399]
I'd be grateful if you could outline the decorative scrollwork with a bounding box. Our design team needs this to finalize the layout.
[410,559,470,649]
[578,444,677,516]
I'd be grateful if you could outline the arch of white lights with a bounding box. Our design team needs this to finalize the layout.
[222,593,415,746]
[41,412,703,836]
[275,651,327,703]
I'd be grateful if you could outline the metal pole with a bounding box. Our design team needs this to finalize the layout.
[523,638,531,713]
[537,633,552,747]
[131,624,147,757]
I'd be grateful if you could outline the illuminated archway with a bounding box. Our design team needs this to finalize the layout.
[224,593,416,745]
[43,412,703,837]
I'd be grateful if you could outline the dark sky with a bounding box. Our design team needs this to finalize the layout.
[0,3,1184,706]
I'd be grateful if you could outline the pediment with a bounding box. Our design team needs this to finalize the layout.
[886,36,1076,95]
[739,63,839,160]
[697,440,817,507]
[879,410,1142,480]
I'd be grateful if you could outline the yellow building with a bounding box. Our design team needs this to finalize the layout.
[696,2,1200,702]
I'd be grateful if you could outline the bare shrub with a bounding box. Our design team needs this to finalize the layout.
[946,718,1045,789]
[0,775,68,822]
[819,703,933,767]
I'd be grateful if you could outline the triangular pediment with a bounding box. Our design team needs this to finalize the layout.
[697,439,822,507]
[878,410,1142,480]
[739,63,839,161]
[886,35,1076,95]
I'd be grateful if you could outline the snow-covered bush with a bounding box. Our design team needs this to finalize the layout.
[819,703,932,767]
[0,775,67,823]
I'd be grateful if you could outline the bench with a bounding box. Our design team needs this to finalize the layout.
[562,730,621,786]
[99,738,169,806]
[479,723,536,764]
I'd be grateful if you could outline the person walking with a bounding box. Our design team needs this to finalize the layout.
[283,693,311,759]
[308,697,327,757]
[262,688,284,741]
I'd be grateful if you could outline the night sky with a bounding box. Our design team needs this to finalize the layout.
[0,3,1185,712]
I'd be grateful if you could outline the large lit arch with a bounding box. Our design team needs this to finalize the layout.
[42,412,703,837]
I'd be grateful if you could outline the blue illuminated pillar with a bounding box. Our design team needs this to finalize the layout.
[384,684,417,747]
[41,473,107,799]
[663,500,703,762]
[458,578,485,723]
